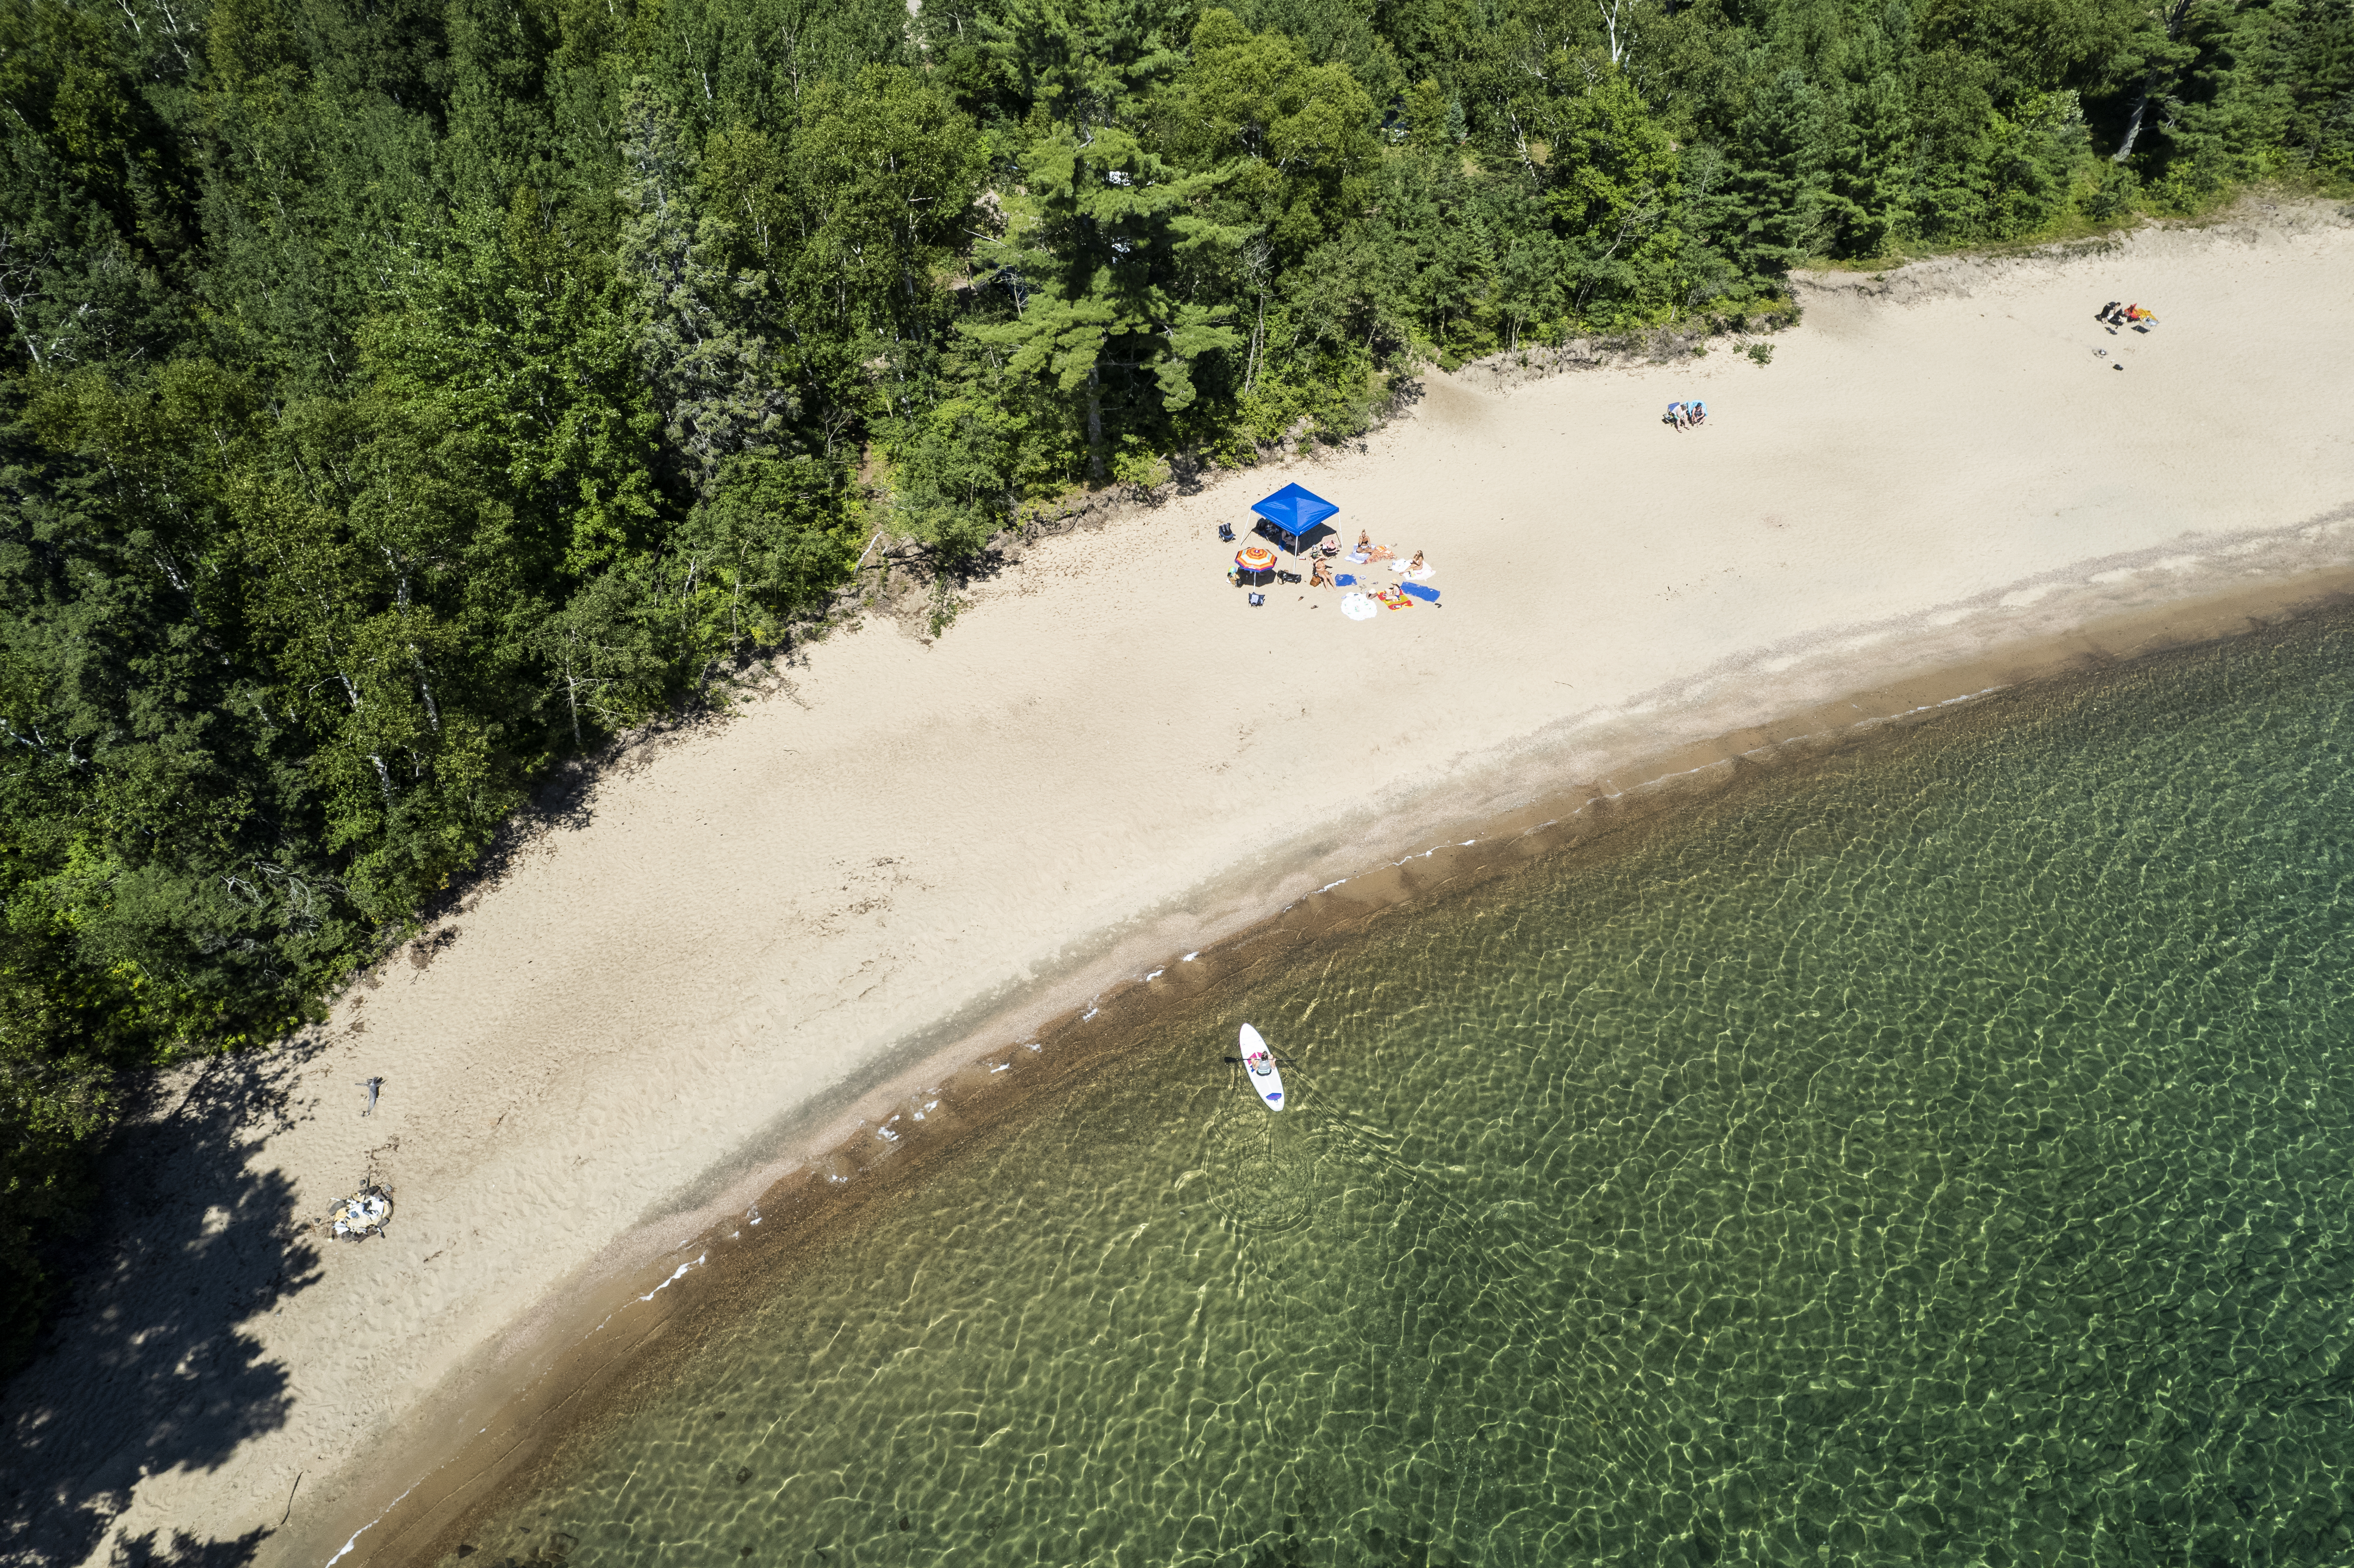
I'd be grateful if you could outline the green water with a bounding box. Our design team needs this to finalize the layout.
[457,616,2354,1568]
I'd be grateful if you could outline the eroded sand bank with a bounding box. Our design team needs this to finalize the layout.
[7,204,2353,1568]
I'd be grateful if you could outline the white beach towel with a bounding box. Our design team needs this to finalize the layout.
[1339,594,1378,621]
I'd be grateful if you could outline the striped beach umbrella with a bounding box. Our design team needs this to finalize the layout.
[1236,545,1277,571]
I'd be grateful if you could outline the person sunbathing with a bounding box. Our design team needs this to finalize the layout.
[1404,551,1426,575]
[1309,558,1334,588]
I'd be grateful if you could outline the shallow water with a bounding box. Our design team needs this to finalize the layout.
[454,616,2354,1567]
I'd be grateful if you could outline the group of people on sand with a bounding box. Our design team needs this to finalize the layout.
[1229,525,1434,604]
[1230,529,1429,592]
[1666,399,1709,431]
[1301,531,1428,589]
[2098,301,2157,330]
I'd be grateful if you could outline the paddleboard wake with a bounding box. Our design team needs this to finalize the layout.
[1239,1024,1286,1112]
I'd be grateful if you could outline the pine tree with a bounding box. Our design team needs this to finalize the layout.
[1530,65,1685,321]
[971,124,1239,480]
[1724,67,1837,274]
[618,81,798,500]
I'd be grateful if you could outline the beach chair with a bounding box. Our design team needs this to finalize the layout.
[1218,522,1235,542]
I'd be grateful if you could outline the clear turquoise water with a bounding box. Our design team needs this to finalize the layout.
[454,616,2354,1567]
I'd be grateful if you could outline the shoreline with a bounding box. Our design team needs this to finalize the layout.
[311,551,2354,1568]
[6,204,2351,1568]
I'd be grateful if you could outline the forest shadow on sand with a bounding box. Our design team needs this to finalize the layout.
[0,1042,329,1566]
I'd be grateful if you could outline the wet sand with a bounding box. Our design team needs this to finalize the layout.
[5,202,2351,1568]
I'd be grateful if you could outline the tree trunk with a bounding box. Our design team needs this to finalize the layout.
[1245,293,1266,394]
[1085,365,1106,483]
[2112,78,2155,162]
[2116,0,2198,162]
[409,646,440,732]
[1597,0,1628,65]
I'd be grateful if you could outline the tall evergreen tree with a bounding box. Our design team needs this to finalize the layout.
[971,124,1239,478]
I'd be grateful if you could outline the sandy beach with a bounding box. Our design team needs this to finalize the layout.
[7,203,2354,1568]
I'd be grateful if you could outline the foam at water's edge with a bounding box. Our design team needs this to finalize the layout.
[636,1255,703,1303]
[323,1484,416,1568]
[285,532,2354,1568]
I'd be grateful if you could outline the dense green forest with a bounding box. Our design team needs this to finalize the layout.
[0,0,2348,1360]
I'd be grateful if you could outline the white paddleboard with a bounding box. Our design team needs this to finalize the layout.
[1239,1024,1286,1112]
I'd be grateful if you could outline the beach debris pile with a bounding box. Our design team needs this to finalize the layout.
[326,1183,394,1241]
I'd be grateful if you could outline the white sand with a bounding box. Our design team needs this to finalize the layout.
[9,206,2354,1566]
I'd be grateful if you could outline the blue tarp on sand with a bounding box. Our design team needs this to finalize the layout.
[1250,483,1339,550]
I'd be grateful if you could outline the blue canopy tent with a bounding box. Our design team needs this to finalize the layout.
[1251,483,1339,556]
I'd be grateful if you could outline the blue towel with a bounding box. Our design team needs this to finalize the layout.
[1335,573,1357,586]
[1400,581,1440,603]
